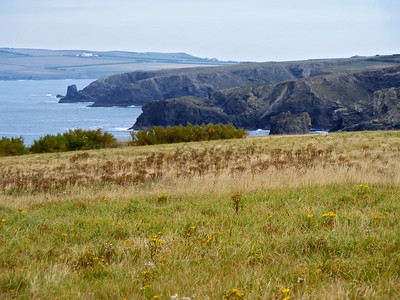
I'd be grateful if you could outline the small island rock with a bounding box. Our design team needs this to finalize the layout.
[269,111,311,135]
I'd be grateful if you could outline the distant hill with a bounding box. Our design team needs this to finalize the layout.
[0,48,235,80]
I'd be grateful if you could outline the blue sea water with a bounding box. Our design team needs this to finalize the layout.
[0,79,142,146]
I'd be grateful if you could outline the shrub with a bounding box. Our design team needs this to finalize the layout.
[29,133,67,153]
[0,137,28,157]
[130,123,247,146]
[30,129,116,153]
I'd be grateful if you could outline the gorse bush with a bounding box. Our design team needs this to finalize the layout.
[0,137,28,157]
[29,134,67,153]
[130,123,248,146]
[30,129,116,153]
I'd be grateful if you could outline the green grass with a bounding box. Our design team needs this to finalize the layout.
[1,131,400,299]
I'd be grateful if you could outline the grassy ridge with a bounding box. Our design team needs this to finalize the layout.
[1,131,400,299]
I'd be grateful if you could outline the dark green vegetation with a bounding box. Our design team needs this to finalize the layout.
[0,129,116,156]
[0,124,247,156]
[30,129,117,153]
[130,123,247,146]
[0,48,233,80]
[0,137,28,157]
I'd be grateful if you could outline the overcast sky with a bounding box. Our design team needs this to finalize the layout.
[1,0,399,62]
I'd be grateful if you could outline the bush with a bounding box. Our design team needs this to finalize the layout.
[30,129,116,153]
[0,137,28,157]
[130,123,247,146]
[29,134,67,153]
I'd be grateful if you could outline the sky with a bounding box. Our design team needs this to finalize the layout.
[0,0,399,62]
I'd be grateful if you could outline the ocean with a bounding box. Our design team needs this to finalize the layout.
[0,79,142,146]
[0,80,329,146]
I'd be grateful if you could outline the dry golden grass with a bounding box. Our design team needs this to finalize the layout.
[1,131,400,203]
[1,131,400,299]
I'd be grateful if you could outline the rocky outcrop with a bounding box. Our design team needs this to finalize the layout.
[132,97,230,129]
[331,87,400,131]
[132,66,400,132]
[269,112,311,135]
[59,84,91,103]
[66,85,78,97]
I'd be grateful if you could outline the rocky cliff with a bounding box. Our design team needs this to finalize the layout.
[132,65,400,132]
[59,55,400,107]
[59,61,330,106]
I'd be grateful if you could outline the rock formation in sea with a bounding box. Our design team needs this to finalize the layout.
[269,112,311,135]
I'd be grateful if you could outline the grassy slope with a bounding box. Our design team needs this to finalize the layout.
[1,131,400,299]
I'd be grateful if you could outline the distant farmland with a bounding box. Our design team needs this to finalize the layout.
[0,48,235,80]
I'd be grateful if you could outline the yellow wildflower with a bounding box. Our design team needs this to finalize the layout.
[125,239,131,243]
[283,297,291,300]
[280,288,290,294]
[307,214,314,218]
[154,194,168,202]
[230,288,244,297]
[104,198,109,203]
[93,257,99,260]
[1,219,6,222]
[153,296,160,299]
[322,211,336,217]
[203,237,212,244]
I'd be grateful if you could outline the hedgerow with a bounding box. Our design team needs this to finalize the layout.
[130,123,248,146]
[30,129,116,153]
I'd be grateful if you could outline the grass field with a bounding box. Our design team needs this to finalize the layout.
[1,131,400,299]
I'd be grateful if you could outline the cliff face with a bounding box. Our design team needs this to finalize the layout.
[59,61,331,106]
[331,86,400,131]
[132,66,400,132]
[58,55,400,107]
